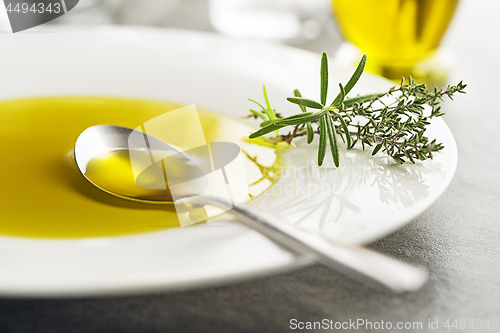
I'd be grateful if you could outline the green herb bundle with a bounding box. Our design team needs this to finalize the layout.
[247,52,466,166]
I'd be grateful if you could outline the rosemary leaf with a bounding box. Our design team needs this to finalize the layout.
[293,89,307,113]
[260,119,278,127]
[262,85,276,120]
[330,54,367,107]
[275,109,326,126]
[325,114,340,167]
[279,111,315,119]
[320,52,328,106]
[372,143,383,156]
[337,113,352,149]
[337,83,346,106]
[306,123,314,144]
[249,123,284,138]
[343,94,380,107]
[294,89,314,144]
[287,97,324,109]
[248,99,268,119]
[249,109,267,121]
[318,117,327,166]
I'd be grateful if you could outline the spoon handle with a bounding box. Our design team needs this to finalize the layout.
[185,196,428,293]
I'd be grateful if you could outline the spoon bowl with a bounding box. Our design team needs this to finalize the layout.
[74,125,209,203]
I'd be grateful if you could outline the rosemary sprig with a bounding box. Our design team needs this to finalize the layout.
[248,85,279,136]
[247,52,466,166]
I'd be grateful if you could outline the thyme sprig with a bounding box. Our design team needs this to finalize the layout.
[247,52,466,166]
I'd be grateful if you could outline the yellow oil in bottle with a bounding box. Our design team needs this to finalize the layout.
[0,97,281,239]
[332,0,459,81]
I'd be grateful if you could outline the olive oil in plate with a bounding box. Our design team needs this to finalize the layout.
[0,97,281,239]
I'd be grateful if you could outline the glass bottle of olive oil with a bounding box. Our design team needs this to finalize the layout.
[332,0,459,83]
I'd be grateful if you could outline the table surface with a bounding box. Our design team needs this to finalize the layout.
[1,0,499,332]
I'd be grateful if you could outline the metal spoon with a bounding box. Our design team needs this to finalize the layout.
[74,125,428,293]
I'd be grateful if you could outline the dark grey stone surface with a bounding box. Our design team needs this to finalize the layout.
[1,1,499,332]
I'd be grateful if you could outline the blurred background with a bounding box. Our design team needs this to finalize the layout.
[56,0,343,54]
[0,0,464,87]
[1,0,466,87]
[1,0,343,57]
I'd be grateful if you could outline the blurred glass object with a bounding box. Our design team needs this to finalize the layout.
[113,0,180,26]
[51,0,125,25]
[331,0,460,86]
[208,0,330,43]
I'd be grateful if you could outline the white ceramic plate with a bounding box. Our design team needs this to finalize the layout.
[0,27,457,297]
